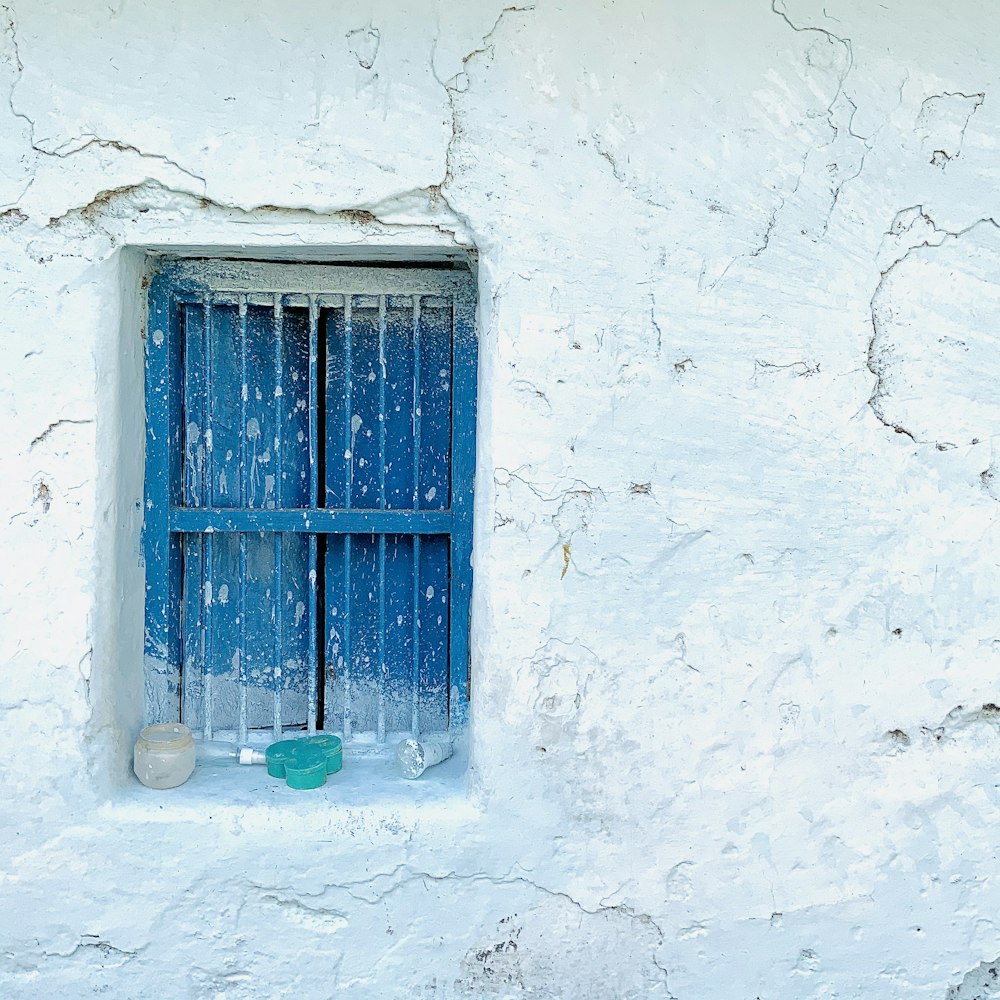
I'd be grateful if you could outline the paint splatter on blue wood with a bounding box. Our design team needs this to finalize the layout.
[144,264,477,739]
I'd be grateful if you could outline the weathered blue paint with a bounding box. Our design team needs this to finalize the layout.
[144,261,477,739]
[305,295,320,736]
[170,506,453,533]
[448,282,478,727]
[320,289,462,735]
[143,269,185,717]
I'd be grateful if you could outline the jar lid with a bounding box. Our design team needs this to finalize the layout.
[265,740,333,789]
[301,733,343,774]
[139,722,194,751]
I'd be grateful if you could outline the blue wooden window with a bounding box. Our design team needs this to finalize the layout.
[143,261,477,743]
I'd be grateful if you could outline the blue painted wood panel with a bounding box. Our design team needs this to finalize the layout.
[177,297,316,736]
[324,533,450,738]
[144,263,477,740]
[321,293,458,737]
[143,276,184,720]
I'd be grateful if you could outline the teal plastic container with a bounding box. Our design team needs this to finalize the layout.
[265,734,343,789]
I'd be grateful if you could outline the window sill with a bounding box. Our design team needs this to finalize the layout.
[100,742,478,836]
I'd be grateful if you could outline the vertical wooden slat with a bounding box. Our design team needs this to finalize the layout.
[203,534,215,738]
[343,298,353,508]
[349,301,379,507]
[183,304,205,509]
[202,300,214,507]
[178,303,203,728]
[377,533,386,743]
[280,304,313,733]
[378,295,387,511]
[448,282,478,728]
[273,531,283,738]
[234,543,246,738]
[308,295,320,511]
[237,296,249,736]
[144,270,184,722]
[412,298,422,509]
[418,536,450,732]
[418,297,452,512]
[307,295,319,734]
[342,535,353,741]
[377,295,387,740]
[320,307,338,734]
[343,297,353,739]
[273,295,285,738]
[414,299,454,731]
[383,298,414,511]
[411,535,421,737]
[179,535,201,727]
[201,297,215,738]
[308,534,318,736]
[411,298,423,734]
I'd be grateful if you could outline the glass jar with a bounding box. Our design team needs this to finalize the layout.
[133,723,196,789]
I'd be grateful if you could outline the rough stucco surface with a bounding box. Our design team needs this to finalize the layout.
[3,0,1000,997]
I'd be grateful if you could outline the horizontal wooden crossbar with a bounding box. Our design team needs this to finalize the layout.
[169,506,453,535]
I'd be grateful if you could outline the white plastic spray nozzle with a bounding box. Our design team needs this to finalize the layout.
[195,739,267,766]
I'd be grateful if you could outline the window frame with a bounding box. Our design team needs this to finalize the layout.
[143,259,478,740]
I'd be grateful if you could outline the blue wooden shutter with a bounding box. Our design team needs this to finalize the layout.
[143,262,477,743]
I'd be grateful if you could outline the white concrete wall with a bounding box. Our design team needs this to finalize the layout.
[3,1,1000,996]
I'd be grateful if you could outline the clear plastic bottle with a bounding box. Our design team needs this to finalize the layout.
[195,740,267,766]
[395,736,453,779]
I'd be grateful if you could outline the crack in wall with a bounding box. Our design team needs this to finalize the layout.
[2,3,30,141]
[820,92,874,235]
[1,4,206,205]
[346,24,381,71]
[867,207,999,442]
[753,358,820,381]
[917,90,985,168]
[591,133,670,211]
[593,134,625,185]
[705,151,808,291]
[771,0,854,128]
[770,2,872,239]
[0,6,479,236]
[42,934,140,966]
[37,178,473,257]
[29,418,94,449]
[249,866,672,995]
[41,133,206,188]
[649,292,663,357]
[430,5,535,231]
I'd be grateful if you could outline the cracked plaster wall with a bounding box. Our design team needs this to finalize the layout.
[3,1,1000,997]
